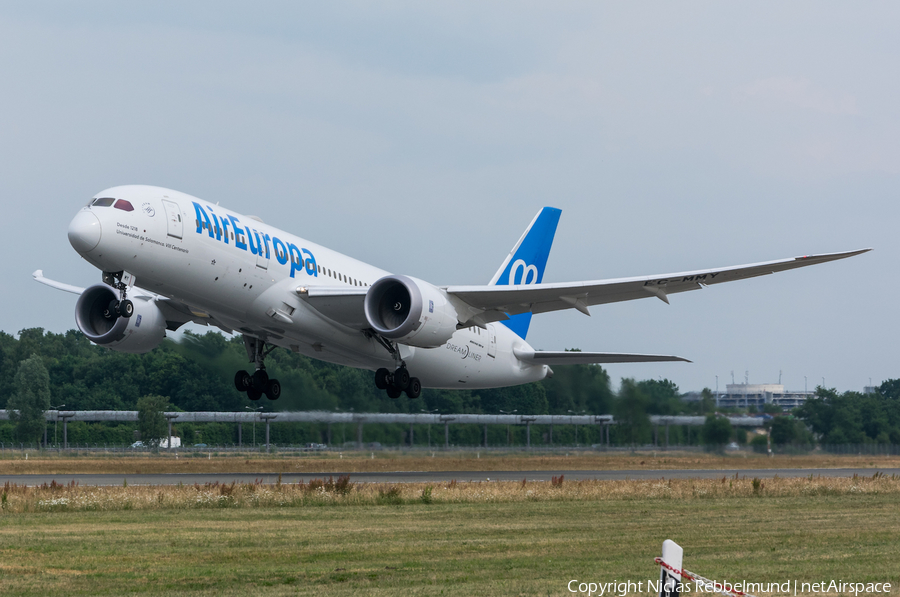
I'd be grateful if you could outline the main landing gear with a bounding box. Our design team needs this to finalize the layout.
[234,336,281,401]
[368,333,422,399]
[374,366,422,399]
[100,271,133,320]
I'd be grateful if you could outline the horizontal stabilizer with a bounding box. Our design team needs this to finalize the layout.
[514,347,691,365]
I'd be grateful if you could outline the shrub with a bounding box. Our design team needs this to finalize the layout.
[377,486,403,505]
[750,434,769,454]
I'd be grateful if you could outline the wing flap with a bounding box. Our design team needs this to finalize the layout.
[514,347,691,365]
[297,286,369,329]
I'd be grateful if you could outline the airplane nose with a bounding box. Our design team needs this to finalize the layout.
[68,210,102,253]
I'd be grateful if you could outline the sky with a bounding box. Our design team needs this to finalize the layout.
[1,2,897,394]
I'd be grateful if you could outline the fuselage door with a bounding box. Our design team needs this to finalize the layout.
[162,200,183,239]
[487,325,497,358]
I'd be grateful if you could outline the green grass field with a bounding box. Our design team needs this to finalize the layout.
[1,486,899,596]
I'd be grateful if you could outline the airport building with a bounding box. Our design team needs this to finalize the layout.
[717,384,814,409]
[684,384,815,410]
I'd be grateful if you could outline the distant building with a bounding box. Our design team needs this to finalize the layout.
[684,383,882,410]
[684,384,815,410]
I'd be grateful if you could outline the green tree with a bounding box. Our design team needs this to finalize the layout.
[543,359,614,415]
[697,388,715,415]
[701,415,732,447]
[638,379,681,415]
[8,354,51,444]
[137,395,170,445]
[614,379,651,445]
[770,417,795,445]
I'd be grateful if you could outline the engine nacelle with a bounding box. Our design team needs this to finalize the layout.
[75,284,167,353]
[364,275,459,348]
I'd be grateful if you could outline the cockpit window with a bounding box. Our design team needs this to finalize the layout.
[91,197,115,207]
[114,199,134,212]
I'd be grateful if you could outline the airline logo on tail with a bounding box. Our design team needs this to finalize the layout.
[491,206,562,339]
[509,259,539,285]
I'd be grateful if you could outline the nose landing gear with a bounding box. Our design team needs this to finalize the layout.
[234,336,281,400]
[100,271,134,320]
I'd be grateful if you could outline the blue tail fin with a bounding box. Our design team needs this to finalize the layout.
[489,207,562,339]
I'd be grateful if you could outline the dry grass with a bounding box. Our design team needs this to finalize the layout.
[1,472,898,514]
[1,450,899,475]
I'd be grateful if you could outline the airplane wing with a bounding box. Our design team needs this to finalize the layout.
[32,270,85,295]
[33,270,232,333]
[513,348,690,365]
[445,249,871,322]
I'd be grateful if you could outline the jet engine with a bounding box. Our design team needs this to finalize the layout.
[364,275,459,348]
[75,284,167,353]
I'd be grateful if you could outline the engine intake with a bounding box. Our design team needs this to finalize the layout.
[75,284,167,353]
[364,275,458,348]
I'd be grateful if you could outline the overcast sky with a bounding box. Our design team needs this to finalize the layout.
[2,2,896,394]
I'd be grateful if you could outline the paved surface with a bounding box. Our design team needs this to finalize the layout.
[1,467,897,486]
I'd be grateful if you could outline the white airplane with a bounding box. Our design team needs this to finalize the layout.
[35,185,869,401]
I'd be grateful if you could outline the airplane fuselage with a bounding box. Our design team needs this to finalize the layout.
[69,185,549,390]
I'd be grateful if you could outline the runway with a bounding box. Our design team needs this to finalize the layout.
[1,467,897,486]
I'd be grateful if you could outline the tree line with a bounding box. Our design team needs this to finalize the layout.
[1,328,897,448]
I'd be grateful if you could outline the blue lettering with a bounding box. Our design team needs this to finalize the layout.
[262,233,271,259]
[209,211,222,241]
[272,237,288,265]
[302,248,317,276]
[288,243,304,278]
[220,216,230,245]
[246,229,261,256]
[228,215,247,251]
[192,202,212,237]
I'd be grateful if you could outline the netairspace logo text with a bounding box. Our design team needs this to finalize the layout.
[567,579,893,596]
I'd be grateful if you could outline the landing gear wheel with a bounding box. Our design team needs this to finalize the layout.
[104,300,119,321]
[234,370,251,392]
[393,367,410,391]
[405,377,422,399]
[118,299,134,318]
[247,388,262,401]
[265,379,281,400]
[386,387,402,399]
[374,368,391,390]
[251,369,269,393]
